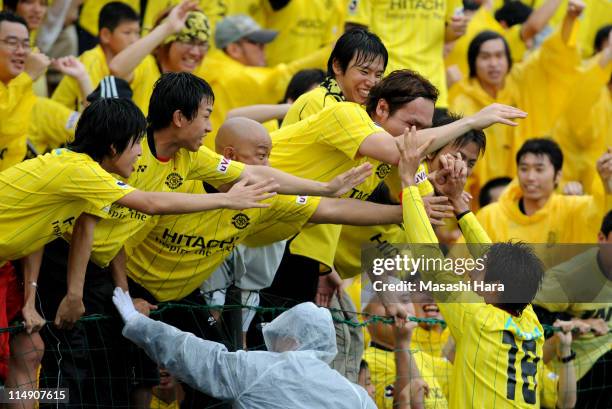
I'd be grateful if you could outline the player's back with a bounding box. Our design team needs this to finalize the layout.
[441,302,544,409]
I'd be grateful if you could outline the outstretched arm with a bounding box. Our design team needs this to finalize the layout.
[309,197,402,225]
[113,288,242,400]
[358,104,527,165]
[115,178,279,214]
[236,162,373,197]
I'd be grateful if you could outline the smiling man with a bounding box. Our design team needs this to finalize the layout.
[476,138,612,244]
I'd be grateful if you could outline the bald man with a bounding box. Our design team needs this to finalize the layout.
[215,117,273,167]
[204,118,284,347]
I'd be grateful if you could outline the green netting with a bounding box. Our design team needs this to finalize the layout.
[1,300,610,409]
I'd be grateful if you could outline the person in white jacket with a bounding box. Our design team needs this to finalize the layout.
[112,287,376,408]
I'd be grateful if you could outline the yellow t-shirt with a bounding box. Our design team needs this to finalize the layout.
[0,149,134,265]
[79,0,140,36]
[534,247,612,380]
[346,0,462,108]
[262,0,341,66]
[0,73,36,171]
[269,102,383,268]
[85,139,245,267]
[364,345,452,408]
[125,181,320,301]
[403,185,545,409]
[51,45,110,111]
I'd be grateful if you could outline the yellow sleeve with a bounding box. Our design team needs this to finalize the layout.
[50,75,81,111]
[539,367,559,409]
[242,195,321,246]
[29,98,78,153]
[346,0,372,27]
[186,146,245,187]
[457,212,492,244]
[321,104,381,160]
[60,160,136,219]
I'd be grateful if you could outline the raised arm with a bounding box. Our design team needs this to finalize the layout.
[51,56,93,102]
[109,0,198,81]
[520,0,563,42]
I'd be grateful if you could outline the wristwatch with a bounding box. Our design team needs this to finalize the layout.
[559,350,576,363]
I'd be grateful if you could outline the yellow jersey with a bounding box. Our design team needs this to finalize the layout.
[84,138,245,268]
[0,149,134,266]
[534,247,612,380]
[125,180,320,301]
[52,45,110,111]
[269,102,383,268]
[402,186,545,409]
[346,0,462,108]
[449,28,581,196]
[364,345,452,408]
[79,0,140,36]
[261,0,341,66]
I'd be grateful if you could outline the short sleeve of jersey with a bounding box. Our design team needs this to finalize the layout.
[59,158,135,218]
[186,146,245,187]
[320,103,381,160]
[242,194,321,247]
[346,0,372,27]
